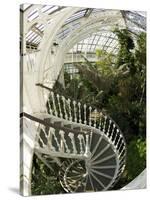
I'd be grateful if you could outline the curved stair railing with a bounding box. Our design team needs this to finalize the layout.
[31,88,126,192]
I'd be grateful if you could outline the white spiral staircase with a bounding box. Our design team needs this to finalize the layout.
[25,89,126,193]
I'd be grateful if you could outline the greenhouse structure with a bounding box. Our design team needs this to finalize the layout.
[20,4,146,196]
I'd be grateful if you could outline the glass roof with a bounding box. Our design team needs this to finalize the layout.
[27,5,61,22]
[69,31,119,54]
[22,5,146,53]
[121,11,146,33]
[64,9,87,24]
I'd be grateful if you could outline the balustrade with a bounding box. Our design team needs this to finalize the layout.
[33,89,126,192]
[45,90,126,154]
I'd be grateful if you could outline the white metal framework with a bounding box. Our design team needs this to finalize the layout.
[20,4,146,196]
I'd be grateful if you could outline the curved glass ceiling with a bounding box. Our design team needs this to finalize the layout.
[69,31,119,54]
[21,4,146,53]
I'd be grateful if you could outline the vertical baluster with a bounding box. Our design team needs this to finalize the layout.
[73,100,77,122]
[67,98,72,122]
[113,129,119,145]
[68,133,77,154]
[109,124,116,141]
[98,112,103,130]
[78,102,82,123]
[59,130,64,152]
[51,91,58,117]
[59,130,70,153]
[103,116,107,132]
[85,133,90,156]
[62,96,68,120]
[78,135,84,154]
[94,109,97,128]
[56,94,63,118]
[47,128,52,150]
[89,130,93,149]
[47,99,52,115]
[106,119,112,136]
[118,141,124,152]
[116,136,122,149]
[84,104,87,124]
[51,128,60,151]
[119,146,125,158]
[47,128,56,151]
[89,106,92,126]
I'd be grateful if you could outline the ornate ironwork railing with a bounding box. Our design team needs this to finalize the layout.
[45,89,126,157]
[31,85,127,192]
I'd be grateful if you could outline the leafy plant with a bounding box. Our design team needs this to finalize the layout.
[113,137,146,189]
[31,154,64,195]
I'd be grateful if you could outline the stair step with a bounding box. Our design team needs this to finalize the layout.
[64,124,74,129]
[73,126,82,131]
[44,117,62,124]
[64,123,89,133]
[44,117,54,124]
[54,121,63,127]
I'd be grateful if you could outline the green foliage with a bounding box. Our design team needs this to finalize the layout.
[107,30,146,139]
[125,137,146,181]
[114,29,135,72]
[31,155,64,195]
[96,49,115,77]
[114,137,146,189]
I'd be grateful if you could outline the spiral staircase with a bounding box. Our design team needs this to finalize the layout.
[26,89,126,193]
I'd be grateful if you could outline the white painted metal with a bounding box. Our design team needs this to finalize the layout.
[21,5,145,195]
[34,91,126,192]
[20,117,39,196]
